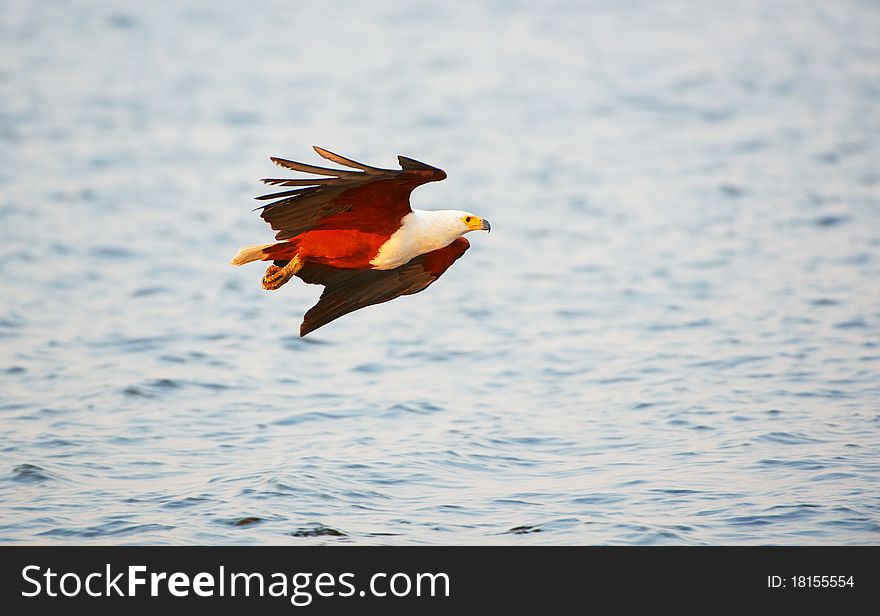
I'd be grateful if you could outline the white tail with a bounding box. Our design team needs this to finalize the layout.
[230,243,274,265]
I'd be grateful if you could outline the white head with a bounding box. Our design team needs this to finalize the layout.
[419,209,491,237]
[371,208,491,270]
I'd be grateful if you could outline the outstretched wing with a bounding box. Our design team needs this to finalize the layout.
[294,238,470,336]
[256,146,447,240]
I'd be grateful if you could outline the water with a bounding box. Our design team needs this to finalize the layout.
[1,0,878,544]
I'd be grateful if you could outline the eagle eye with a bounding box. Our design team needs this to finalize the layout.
[465,216,472,223]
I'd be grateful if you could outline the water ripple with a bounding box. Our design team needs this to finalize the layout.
[1,0,878,546]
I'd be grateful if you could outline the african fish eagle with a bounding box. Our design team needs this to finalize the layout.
[230,147,491,336]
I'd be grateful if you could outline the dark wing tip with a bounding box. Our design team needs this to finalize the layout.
[397,155,447,181]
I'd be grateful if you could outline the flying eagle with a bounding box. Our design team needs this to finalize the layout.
[230,147,490,336]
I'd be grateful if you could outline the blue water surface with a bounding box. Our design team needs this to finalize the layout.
[1,0,878,544]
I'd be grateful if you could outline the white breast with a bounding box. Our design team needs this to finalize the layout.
[369,209,465,270]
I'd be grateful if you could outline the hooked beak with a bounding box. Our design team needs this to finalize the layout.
[481,219,491,232]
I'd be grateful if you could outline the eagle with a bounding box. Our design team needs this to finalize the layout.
[230,147,490,336]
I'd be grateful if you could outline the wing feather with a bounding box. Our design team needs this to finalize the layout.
[295,238,470,336]
[254,187,318,201]
[256,148,447,241]
[259,178,336,187]
[269,156,361,177]
[313,146,384,171]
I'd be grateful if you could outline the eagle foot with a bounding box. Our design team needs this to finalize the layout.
[261,257,302,290]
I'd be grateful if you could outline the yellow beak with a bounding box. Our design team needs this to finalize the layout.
[467,217,491,232]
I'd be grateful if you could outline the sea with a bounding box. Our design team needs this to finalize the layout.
[1,0,878,544]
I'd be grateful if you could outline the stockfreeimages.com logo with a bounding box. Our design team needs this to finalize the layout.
[22,565,450,606]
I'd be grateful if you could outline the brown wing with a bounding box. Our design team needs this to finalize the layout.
[295,238,470,336]
[256,146,447,240]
